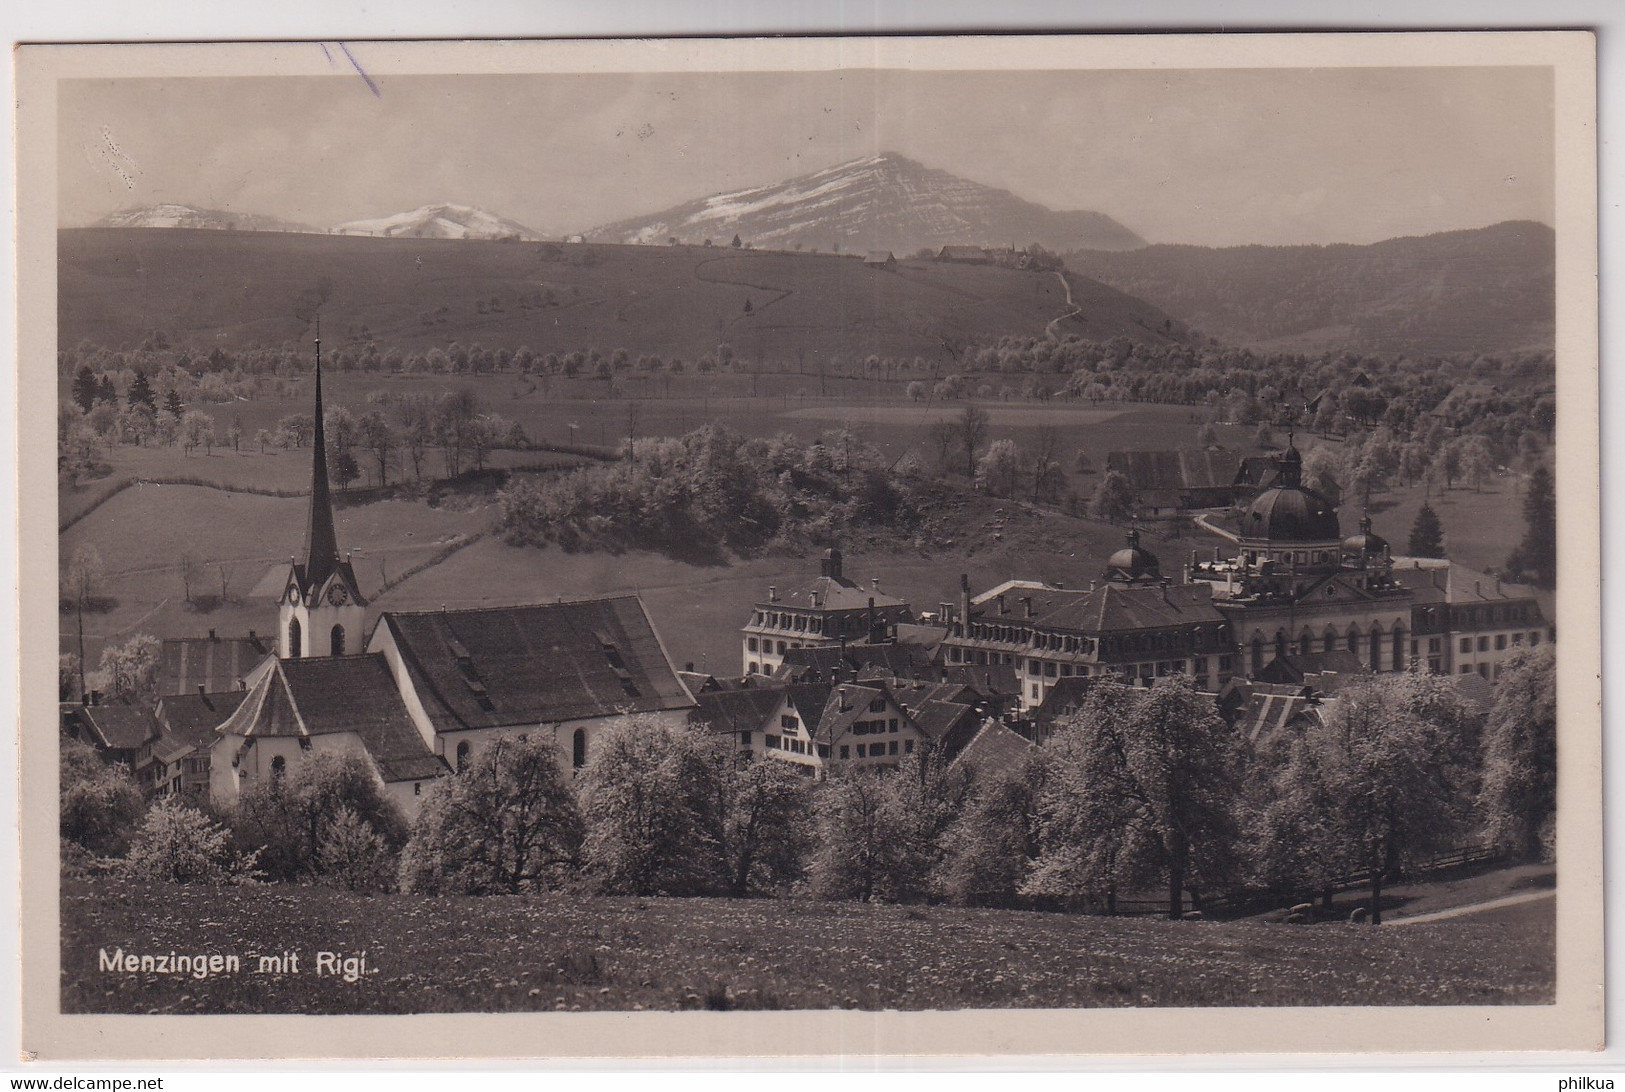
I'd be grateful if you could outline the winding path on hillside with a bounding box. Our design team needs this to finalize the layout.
[1044,270,1083,340]
[1384,889,1555,925]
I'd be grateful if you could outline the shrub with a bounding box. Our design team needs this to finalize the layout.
[122,799,260,885]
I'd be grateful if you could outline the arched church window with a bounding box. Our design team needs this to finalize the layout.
[1346,625,1360,654]
[331,624,345,656]
[1391,626,1407,672]
[1323,628,1337,654]
[1368,624,1384,671]
[456,741,470,773]
[573,729,587,770]
[288,618,302,659]
[270,755,286,784]
[1274,630,1287,661]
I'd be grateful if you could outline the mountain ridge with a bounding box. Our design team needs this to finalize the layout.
[588,153,1146,255]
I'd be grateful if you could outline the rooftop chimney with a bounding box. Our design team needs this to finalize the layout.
[769,585,778,603]
[208,628,216,641]
[871,577,880,592]
[197,684,206,697]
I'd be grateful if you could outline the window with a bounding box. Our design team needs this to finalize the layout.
[270,754,286,782]
[330,624,345,656]
[839,745,849,760]
[777,641,786,655]
[888,719,898,733]
[869,698,887,713]
[748,637,758,652]
[817,745,830,758]
[287,617,302,659]
[413,782,421,796]
[889,741,899,756]
[1460,664,1472,674]
[1531,632,1542,646]
[766,734,780,749]
[904,740,914,755]
[1429,637,1441,653]
[739,731,752,746]
[1031,683,1041,701]
[1044,662,1057,678]
[856,744,867,758]
[949,647,963,663]
[1478,663,1489,679]
[1495,634,1507,650]
[1478,636,1490,653]
[1460,638,1472,654]
[1028,660,1041,676]
[572,729,586,769]
[747,662,759,674]
[1512,633,1524,646]
[456,741,471,772]
[781,715,799,732]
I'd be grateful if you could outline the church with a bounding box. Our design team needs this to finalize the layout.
[206,332,695,817]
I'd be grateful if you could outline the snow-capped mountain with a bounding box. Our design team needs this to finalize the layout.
[331,204,545,241]
[588,153,1145,254]
[94,204,319,233]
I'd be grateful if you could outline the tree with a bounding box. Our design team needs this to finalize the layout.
[315,805,397,892]
[1029,427,1066,503]
[581,718,728,896]
[1455,435,1495,493]
[1262,673,1477,923]
[358,410,397,487]
[809,768,892,901]
[1087,470,1136,524]
[231,752,408,885]
[730,233,742,248]
[126,371,156,412]
[1408,502,1445,558]
[957,405,990,476]
[62,544,103,699]
[936,758,1040,908]
[906,381,926,403]
[72,365,98,413]
[398,736,581,895]
[163,388,184,417]
[718,755,812,897]
[122,799,260,886]
[1505,465,1556,588]
[178,548,199,604]
[974,438,1022,497]
[60,737,146,858]
[1196,422,1221,448]
[179,410,214,456]
[1025,676,1240,918]
[1479,646,1556,860]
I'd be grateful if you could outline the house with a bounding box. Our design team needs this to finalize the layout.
[1389,560,1551,681]
[741,549,912,676]
[936,245,991,264]
[863,250,897,269]
[151,689,247,800]
[950,719,1034,780]
[63,693,159,783]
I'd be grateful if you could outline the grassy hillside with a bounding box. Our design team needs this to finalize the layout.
[58,228,1188,364]
[1067,221,1555,357]
[62,876,1553,1014]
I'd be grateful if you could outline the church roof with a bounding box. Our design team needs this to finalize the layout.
[215,654,445,783]
[1238,442,1341,543]
[377,596,696,733]
[302,339,343,593]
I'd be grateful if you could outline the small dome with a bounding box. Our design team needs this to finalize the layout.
[1342,512,1390,556]
[1104,527,1161,583]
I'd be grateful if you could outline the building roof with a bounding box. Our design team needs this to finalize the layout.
[937,245,990,261]
[1234,683,1319,745]
[1256,650,1368,686]
[158,634,272,697]
[1238,444,1340,543]
[216,654,446,783]
[377,597,695,733]
[763,575,909,614]
[907,697,977,744]
[863,250,895,264]
[689,686,790,735]
[951,719,1034,778]
[775,641,935,684]
[939,662,1022,699]
[1106,449,1243,494]
[156,690,248,749]
[75,696,159,752]
[1389,560,1544,608]
[1028,582,1226,635]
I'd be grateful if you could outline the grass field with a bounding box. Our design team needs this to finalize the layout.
[59,228,1186,363]
[61,876,1554,1014]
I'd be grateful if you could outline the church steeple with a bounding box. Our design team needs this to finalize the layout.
[279,317,365,660]
[303,320,341,591]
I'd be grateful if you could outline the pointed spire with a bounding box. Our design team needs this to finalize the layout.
[303,317,340,590]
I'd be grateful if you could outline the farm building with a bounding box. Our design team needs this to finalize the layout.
[1105,449,1245,512]
[863,250,897,268]
[936,245,991,263]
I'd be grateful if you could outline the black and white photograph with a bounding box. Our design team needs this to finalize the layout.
[16,32,1601,1060]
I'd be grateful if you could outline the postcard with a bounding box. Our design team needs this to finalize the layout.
[16,32,1600,1061]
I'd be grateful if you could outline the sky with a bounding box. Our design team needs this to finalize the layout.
[58,65,1555,247]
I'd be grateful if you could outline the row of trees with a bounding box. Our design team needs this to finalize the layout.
[67,649,1557,920]
[500,423,921,561]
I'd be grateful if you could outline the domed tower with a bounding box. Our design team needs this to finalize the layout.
[1103,526,1161,584]
[1236,439,1342,574]
[278,324,366,659]
[1341,511,1392,572]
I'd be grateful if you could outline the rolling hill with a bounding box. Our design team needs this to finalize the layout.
[94,204,319,234]
[57,228,1188,363]
[589,153,1146,256]
[1066,221,1555,357]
